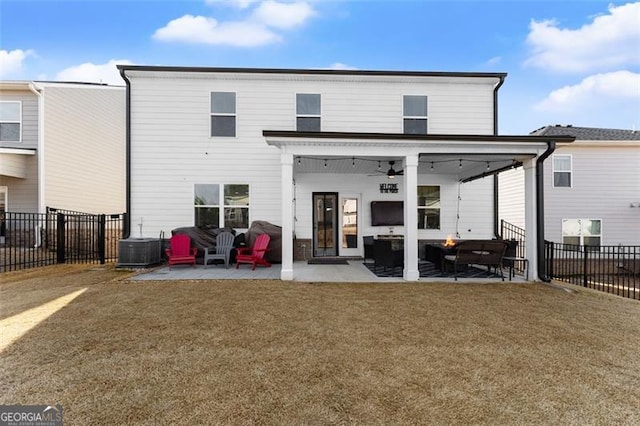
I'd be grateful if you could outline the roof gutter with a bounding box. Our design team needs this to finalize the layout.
[492,75,506,239]
[28,82,45,214]
[536,140,555,282]
[118,67,131,238]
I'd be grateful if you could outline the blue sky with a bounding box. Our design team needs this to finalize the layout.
[1,0,639,134]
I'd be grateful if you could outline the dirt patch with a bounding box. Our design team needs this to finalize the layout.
[1,264,639,425]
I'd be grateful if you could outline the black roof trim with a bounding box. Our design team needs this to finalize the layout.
[262,130,576,143]
[116,64,507,79]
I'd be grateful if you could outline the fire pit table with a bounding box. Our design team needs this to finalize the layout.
[424,243,458,271]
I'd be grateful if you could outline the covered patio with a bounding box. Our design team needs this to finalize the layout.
[264,131,575,282]
[130,259,528,283]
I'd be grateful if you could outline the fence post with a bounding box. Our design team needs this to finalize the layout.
[582,245,588,287]
[56,213,66,264]
[547,241,554,278]
[98,214,106,264]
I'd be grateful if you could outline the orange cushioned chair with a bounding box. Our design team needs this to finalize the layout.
[235,233,271,270]
[165,234,197,269]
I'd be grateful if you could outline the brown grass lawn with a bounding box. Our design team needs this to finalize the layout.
[1,264,640,425]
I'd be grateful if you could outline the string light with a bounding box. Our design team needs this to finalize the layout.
[288,156,519,173]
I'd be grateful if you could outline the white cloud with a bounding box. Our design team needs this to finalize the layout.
[0,49,35,78]
[524,2,640,73]
[154,1,316,47]
[153,14,280,47]
[251,1,315,29]
[205,0,259,8]
[486,56,501,66]
[55,59,132,85]
[328,62,358,70]
[534,71,640,112]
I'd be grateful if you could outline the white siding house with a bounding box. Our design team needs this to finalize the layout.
[119,66,574,281]
[0,81,125,214]
[499,125,640,246]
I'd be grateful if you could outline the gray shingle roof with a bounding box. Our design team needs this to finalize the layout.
[530,125,640,140]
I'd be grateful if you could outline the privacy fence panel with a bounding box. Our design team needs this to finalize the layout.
[0,208,125,272]
[545,242,640,300]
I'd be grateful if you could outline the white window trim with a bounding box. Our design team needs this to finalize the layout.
[0,101,22,143]
[402,95,428,135]
[417,184,440,230]
[552,154,572,188]
[295,93,321,131]
[209,92,236,138]
[561,218,602,247]
[194,183,250,230]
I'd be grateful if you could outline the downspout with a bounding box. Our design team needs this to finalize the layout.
[493,174,500,238]
[28,82,44,214]
[536,141,555,282]
[492,75,506,239]
[118,68,131,238]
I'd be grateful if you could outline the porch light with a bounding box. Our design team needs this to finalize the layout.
[297,157,301,165]
[459,159,462,168]
[430,162,434,169]
[324,159,327,168]
[352,157,356,167]
[486,162,490,170]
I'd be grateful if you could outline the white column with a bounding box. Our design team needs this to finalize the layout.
[403,154,420,281]
[281,153,294,280]
[523,158,538,281]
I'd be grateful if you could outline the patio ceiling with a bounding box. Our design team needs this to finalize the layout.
[265,130,575,182]
[292,153,534,180]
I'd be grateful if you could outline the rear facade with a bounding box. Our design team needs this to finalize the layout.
[120,66,574,281]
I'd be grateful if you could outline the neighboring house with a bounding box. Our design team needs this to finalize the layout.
[499,125,640,246]
[0,81,125,215]
[118,65,574,281]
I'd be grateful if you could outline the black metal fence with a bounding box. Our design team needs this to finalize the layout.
[500,220,526,274]
[544,241,640,300]
[0,207,126,272]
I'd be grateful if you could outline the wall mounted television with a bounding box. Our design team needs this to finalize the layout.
[370,201,404,226]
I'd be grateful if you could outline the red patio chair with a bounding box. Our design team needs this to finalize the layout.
[235,233,271,270]
[165,234,197,269]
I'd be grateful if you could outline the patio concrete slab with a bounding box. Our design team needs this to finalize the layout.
[129,260,528,283]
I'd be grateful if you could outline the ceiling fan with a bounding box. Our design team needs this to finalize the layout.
[371,161,404,179]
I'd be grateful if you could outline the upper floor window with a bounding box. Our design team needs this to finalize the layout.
[553,154,572,188]
[562,219,601,250]
[417,185,440,229]
[403,95,428,135]
[296,93,321,132]
[194,183,250,229]
[210,92,236,137]
[0,101,21,142]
